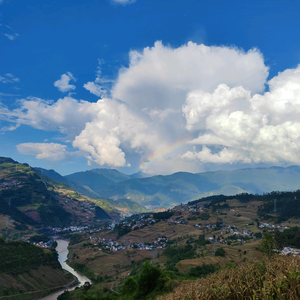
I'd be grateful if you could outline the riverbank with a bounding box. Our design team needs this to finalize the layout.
[40,239,92,300]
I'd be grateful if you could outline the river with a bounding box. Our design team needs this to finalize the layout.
[40,239,92,300]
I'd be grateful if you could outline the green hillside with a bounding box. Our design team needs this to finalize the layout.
[65,171,117,194]
[84,168,131,182]
[36,167,148,215]
[35,168,100,198]
[91,197,147,216]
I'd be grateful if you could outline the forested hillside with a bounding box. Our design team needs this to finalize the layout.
[0,239,72,299]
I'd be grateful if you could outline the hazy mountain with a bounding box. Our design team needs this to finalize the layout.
[96,166,300,209]
[7,157,300,214]
[85,168,131,182]
[35,167,148,215]
[129,171,151,179]
[65,169,131,194]
[35,167,100,198]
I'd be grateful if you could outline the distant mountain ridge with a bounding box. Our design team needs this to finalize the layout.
[62,165,300,209]
[4,156,300,213]
[36,167,147,215]
[35,167,100,198]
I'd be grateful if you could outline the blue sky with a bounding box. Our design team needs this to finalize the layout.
[1,0,300,175]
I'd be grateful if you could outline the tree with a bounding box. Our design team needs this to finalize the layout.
[137,261,162,297]
[215,247,226,257]
[259,233,275,257]
[122,276,138,298]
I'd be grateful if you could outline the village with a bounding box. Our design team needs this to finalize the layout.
[0,180,22,189]
[90,235,170,252]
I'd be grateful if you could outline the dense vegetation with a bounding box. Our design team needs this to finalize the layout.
[163,235,210,271]
[0,239,61,274]
[59,260,172,300]
[153,211,174,220]
[188,264,218,278]
[274,226,300,249]
[38,203,72,226]
[164,244,197,271]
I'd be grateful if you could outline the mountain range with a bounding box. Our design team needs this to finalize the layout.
[38,164,300,210]
[3,156,300,220]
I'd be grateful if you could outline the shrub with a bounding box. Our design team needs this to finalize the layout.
[188,264,217,278]
[122,277,138,296]
[215,247,226,257]
[137,261,162,297]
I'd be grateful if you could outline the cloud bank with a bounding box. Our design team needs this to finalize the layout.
[2,41,300,174]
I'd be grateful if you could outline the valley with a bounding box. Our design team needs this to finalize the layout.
[1,156,300,299]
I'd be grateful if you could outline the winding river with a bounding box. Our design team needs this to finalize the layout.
[41,239,92,300]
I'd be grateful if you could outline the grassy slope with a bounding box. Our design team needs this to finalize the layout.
[158,255,300,300]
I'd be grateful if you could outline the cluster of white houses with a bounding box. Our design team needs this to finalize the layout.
[51,225,90,233]
[259,222,289,231]
[280,247,300,256]
[121,215,156,229]
[90,236,169,252]
[0,180,21,189]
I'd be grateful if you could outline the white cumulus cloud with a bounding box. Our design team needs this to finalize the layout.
[73,98,161,167]
[3,42,300,174]
[0,96,96,138]
[112,41,268,111]
[17,143,68,161]
[181,64,300,166]
[54,72,76,92]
